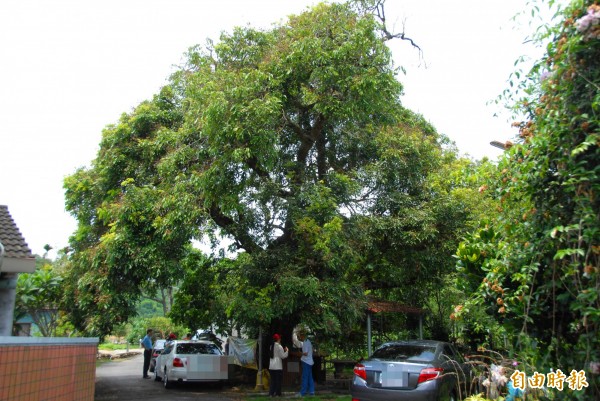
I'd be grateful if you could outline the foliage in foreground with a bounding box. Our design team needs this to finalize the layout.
[455,0,599,399]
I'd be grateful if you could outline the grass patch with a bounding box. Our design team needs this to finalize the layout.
[98,342,133,351]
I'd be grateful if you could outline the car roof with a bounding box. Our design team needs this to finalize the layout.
[171,340,215,345]
[375,340,451,350]
[380,340,448,346]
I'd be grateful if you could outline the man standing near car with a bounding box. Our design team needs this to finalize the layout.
[141,328,153,379]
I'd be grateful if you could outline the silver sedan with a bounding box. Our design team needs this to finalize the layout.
[351,340,474,401]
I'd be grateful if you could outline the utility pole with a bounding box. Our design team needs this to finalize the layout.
[255,326,265,390]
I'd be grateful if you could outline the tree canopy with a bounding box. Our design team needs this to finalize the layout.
[63,1,477,343]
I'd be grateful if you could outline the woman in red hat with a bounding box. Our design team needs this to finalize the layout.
[269,333,289,397]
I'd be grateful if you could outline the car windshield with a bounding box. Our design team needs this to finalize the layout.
[371,344,436,362]
[176,343,222,355]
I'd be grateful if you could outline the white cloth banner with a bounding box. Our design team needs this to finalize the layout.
[228,336,257,370]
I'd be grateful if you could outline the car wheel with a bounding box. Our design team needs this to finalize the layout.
[163,368,173,389]
[154,366,160,382]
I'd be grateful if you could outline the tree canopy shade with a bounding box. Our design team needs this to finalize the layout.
[63,2,477,341]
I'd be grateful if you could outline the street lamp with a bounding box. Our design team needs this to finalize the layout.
[490,140,508,150]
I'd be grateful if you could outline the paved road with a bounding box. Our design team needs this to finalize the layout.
[95,354,246,401]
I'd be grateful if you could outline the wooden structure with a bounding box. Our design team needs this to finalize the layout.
[366,299,425,356]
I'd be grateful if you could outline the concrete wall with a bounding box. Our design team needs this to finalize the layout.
[0,337,98,401]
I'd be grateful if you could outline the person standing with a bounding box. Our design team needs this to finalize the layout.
[141,328,153,379]
[269,333,289,397]
[292,328,314,396]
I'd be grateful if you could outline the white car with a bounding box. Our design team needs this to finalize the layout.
[149,339,167,373]
[154,340,228,388]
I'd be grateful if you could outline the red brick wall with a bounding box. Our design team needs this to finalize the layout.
[0,337,98,401]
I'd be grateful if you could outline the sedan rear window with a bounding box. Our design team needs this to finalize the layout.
[175,343,222,355]
[371,344,436,362]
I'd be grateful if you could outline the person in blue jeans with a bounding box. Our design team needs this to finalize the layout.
[292,329,314,396]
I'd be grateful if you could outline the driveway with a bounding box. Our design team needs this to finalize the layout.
[95,353,246,401]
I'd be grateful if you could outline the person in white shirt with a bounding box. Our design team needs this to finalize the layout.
[292,329,314,396]
[269,333,289,397]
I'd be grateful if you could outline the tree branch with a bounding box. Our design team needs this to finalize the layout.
[245,155,291,198]
[354,0,423,54]
[208,204,261,254]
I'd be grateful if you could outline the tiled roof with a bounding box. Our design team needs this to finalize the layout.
[0,205,34,259]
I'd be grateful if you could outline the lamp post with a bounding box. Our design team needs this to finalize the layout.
[490,140,513,151]
[490,140,507,150]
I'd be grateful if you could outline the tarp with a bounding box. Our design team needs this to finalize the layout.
[227,336,257,370]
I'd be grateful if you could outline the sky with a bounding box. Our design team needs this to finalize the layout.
[0,0,562,258]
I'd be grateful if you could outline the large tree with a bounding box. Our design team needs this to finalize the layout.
[64,2,476,342]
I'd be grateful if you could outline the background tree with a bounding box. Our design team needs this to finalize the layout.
[168,249,236,335]
[126,316,188,345]
[15,259,64,337]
